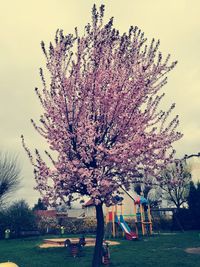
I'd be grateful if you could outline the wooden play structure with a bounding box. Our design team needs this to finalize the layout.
[134,195,153,236]
[105,193,152,239]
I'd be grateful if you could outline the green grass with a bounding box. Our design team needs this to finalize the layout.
[0,232,200,266]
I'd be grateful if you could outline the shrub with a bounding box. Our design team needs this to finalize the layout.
[0,200,37,238]
[36,216,58,234]
[60,217,97,234]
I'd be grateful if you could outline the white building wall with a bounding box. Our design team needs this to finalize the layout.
[84,189,138,218]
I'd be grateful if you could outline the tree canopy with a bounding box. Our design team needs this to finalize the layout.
[22,5,182,208]
[160,160,191,209]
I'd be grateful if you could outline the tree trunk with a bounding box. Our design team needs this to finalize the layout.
[92,203,104,267]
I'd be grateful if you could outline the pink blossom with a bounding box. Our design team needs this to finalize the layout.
[22,6,182,207]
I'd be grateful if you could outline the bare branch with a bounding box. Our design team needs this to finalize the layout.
[0,152,21,207]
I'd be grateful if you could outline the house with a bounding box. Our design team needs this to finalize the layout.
[34,209,57,218]
[66,208,85,218]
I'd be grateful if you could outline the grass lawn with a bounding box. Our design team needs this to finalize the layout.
[0,232,200,267]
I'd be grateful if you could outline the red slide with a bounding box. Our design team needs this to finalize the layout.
[125,231,138,240]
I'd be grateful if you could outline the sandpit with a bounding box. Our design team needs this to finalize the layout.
[185,247,200,255]
[40,238,120,248]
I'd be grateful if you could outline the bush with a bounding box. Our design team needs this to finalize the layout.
[34,216,97,235]
[60,217,97,234]
[172,208,199,231]
[0,200,37,239]
[36,216,58,234]
[0,210,7,239]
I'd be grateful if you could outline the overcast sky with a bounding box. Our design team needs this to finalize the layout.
[0,0,200,206]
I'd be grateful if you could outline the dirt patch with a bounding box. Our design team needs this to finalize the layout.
[185,247,200,254]
[39,238,120,248]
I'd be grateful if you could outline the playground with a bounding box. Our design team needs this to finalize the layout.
[1,190,198,266]
[104,192,153,240]
[0,231,200,267]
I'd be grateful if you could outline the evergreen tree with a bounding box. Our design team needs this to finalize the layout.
[187,181,200,229]
[33,198,47,211]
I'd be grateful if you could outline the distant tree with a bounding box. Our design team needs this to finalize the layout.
[175,181,200,230]
[0,153,21,207]
[134,183,152,198]
[134,183,142,195]
[56,202,68,212]
[33,198,47,211]
[133,183,162,208]
[22,5,182,266]
[187,181,200,221]
[160,160,191,210]
[187,181,198,209]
